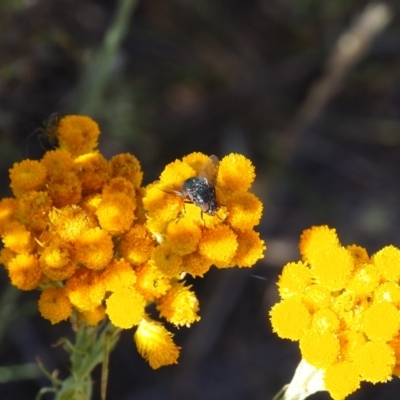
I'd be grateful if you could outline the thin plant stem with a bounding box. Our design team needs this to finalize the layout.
[78,0,138,116]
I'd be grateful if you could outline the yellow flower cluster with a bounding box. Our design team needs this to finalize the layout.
[143,152,266,277]
[270,225,400,399]
[0,115,265,370]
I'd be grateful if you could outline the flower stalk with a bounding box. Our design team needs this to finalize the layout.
[272,359,324,400]
[37,318,120,400]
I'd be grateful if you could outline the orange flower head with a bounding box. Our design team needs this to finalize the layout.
[41,149,75,180]
[311,309,340,334]
[165,220,202,255]
[181,251,212,277]
[134,261,171,301]
[96,192,136,236]
[353,341,395,383]
[374,282,400,306]
[360,302,400,341]
[269,297,311,341]
[102,176,135,199]
[338,330,366,361]
[217,153,255,192]
[8,253,43,290]
[302,284,331,313]
[0,247,17,269]
[143,183,183,230]
[347,244,370,267]
[182,152,211,174]
[17,191,53,231]
[299,225,340,262]
[0,198,18,234]
[101,258,136,293]
[74,227,114,270]
[65,267,106,311]
[106,287,145,329]
[277,261,312,299]
[9,159,47,197]
[119,224,155,266]
[232,230,266,268]
[225,191,263,231]
[347,263,380,296]
[198,225,238,267]
[134,316,180,369]
[299,330,340,369]
[80,305,106,326]
[75,151,110,194]
[49,205,96,242]
[324,361,361,400]
[309,245,354,291]
[46,170,82,207]
[110,153,143,189]
[57,115,100,156]
[159,159,195,188]
[38,287,72,324]
[373,245,400,282]
[156,282,200,327]
[2,221,35,254]
[39,238,77,281]
[151,243,182,277]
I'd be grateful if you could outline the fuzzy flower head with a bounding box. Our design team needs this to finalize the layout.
[270,225,400,399]
[9,160,47,197]
[57,115,100,156]
[134,316,180,369]
[143,152,266,278]
[156,281,200,327]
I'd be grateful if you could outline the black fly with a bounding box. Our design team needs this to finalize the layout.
[164,155,219,216]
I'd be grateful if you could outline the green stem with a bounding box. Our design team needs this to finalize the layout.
[0,363,42,383]
[101,330,111,400]
[78,0,138,116]
[51,322,121,400]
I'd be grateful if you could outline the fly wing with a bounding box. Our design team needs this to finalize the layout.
[199,155,219,185]
[156,180,186,198]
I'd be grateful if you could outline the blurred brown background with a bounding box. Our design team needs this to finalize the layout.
[1,0,400,399]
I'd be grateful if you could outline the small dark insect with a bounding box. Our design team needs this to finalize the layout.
[27,113,60,151]
[165,155,220,216]
[39,113,60,147]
